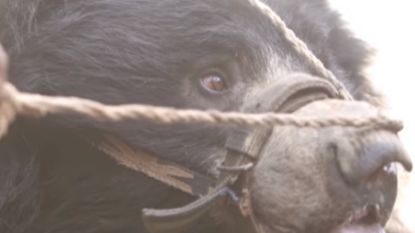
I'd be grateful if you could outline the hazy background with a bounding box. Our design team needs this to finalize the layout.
[329,1,415,230]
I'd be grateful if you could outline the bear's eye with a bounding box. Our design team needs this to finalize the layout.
[200,73,228,93]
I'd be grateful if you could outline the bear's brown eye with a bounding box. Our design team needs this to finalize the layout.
[200,74,227,93]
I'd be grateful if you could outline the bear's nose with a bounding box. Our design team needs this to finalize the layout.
[333,131,412,185]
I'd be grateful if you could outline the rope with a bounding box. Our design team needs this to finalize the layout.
[0,81,403,140]
[247,0,354,100]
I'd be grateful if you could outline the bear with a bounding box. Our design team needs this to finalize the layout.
[0,0,412,232]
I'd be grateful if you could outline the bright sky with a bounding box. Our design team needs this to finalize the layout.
[329,1,415,153]
[329,1,415,230]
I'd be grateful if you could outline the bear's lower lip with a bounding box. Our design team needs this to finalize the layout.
[331,223,385,233]
[329,204,385,233]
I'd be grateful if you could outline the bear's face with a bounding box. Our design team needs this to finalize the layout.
[6,0,372,171]
[1,0,412,232]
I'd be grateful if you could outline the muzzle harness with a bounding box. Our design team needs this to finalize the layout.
[98,75,340,233]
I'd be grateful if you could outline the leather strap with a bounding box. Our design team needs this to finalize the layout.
[98,135,217,197]
[142,187,236,233]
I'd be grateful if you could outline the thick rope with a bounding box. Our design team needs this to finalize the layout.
[247,0,354,100]
[0,82,403,140]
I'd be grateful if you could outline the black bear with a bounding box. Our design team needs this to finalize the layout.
[0,0,412,233]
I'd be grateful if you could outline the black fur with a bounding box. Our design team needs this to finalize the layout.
[0,0,377,232]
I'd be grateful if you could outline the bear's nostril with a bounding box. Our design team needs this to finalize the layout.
[334,131,412,186]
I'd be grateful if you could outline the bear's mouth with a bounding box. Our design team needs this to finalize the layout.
[255,204,386,233]
[331,204,385,233]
